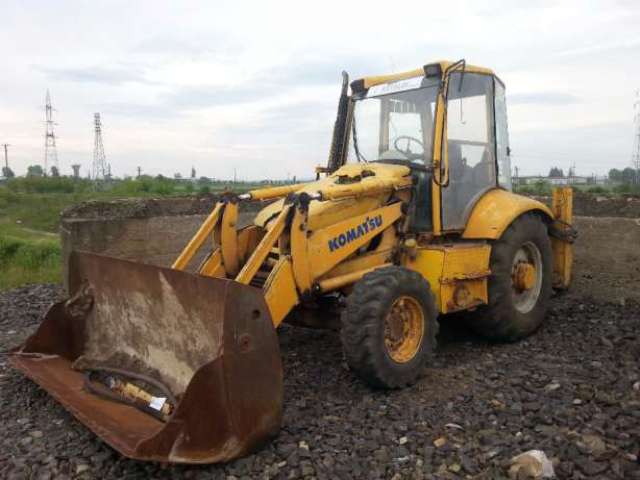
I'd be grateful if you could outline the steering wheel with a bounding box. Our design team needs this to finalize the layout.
[393,135,424,156]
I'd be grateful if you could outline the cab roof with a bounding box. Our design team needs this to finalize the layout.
[354,60,495,90]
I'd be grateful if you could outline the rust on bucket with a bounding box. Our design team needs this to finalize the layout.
[10,252,283,463]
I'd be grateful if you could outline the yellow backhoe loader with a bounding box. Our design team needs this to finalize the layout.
[10,59,575,464]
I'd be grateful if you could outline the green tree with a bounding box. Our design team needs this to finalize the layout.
[50,166,60,177]
[608,168,622,182]
[533,179,551,195]
[27,165,44,177]
[621,167,636,185]
[2,166,15,178]
[548,167,564,178]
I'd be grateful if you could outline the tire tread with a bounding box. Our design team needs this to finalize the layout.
[341,266,438,388]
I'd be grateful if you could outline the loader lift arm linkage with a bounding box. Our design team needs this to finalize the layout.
[173,175,413,327]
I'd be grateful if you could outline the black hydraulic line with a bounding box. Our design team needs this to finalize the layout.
[82,366,178,422]
[351,116,367,163]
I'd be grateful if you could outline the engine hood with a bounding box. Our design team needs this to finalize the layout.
[254,163,411,231]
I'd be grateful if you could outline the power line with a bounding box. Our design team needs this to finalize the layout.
[2,143,9,170]
[632,89,640,184]
[44,90,58,175]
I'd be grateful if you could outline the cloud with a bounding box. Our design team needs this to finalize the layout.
[160,54,385,112]
[511,121,631,176]
[553,38,640,58]
[509,92,580,106]
[215,101,335,143]
[131,31,244,60]
[100,101,182,119]
[35,64,153,86]
[163,83,277,108]
[267,56,387,87]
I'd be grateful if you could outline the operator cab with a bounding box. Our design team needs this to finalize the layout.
[346,61,512,232]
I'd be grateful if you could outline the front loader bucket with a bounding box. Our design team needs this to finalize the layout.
[10,252,283,464]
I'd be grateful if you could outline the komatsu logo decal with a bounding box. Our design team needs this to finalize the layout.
[328,215,383,252]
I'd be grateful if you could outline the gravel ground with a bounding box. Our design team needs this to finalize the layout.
[1,285,639,479]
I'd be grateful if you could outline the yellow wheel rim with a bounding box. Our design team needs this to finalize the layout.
[510,241,543,314]
[383,296,425,364]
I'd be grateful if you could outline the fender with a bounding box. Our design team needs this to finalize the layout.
[462,188,553,240]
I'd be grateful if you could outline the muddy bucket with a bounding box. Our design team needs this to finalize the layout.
[10,252,283,464]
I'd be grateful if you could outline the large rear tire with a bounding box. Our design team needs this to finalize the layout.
[471,213,552,341]
[341,266,438,389]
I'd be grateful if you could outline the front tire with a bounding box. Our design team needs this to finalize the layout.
[471,213,552,341]
[340,266,438,389]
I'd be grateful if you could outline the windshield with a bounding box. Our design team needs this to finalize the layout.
[348,78,440,165]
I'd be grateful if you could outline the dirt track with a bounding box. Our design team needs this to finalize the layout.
[1,216,639,479]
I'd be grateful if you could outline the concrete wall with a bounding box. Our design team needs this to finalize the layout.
[529,192,640,218]
[59,196,640,303]
[60,196,264,292]
[60,214,206,291]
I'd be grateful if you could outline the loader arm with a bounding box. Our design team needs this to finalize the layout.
[173,174,412,326]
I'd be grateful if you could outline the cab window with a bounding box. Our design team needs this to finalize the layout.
[348,78,440,165]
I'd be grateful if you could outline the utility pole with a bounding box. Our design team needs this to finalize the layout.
[2,143,9,170]
[632,90,640,184]
[92,113,107,180]
[44,90,59,175]
[137,166,142,178]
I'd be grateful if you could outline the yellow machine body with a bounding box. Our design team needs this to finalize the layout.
[463,189,554,240]
[170,161,572,324]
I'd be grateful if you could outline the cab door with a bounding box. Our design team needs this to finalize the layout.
[441,72,498,231]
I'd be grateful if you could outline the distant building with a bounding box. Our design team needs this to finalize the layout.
[515,175,590,186]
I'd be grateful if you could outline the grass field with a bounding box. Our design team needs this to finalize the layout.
[0,187,65,289]
[0,176,265,290]
[0,222,61,290]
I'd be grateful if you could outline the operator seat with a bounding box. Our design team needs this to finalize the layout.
[446,141,474,223]
[448,142,473,184]
[472,148,495,189]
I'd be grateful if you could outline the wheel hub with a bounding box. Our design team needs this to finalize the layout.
[513,262,536,291]
[511,242,543,314]
[384,296,424,364]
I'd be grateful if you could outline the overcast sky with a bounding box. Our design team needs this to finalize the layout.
[1,0,639,179]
